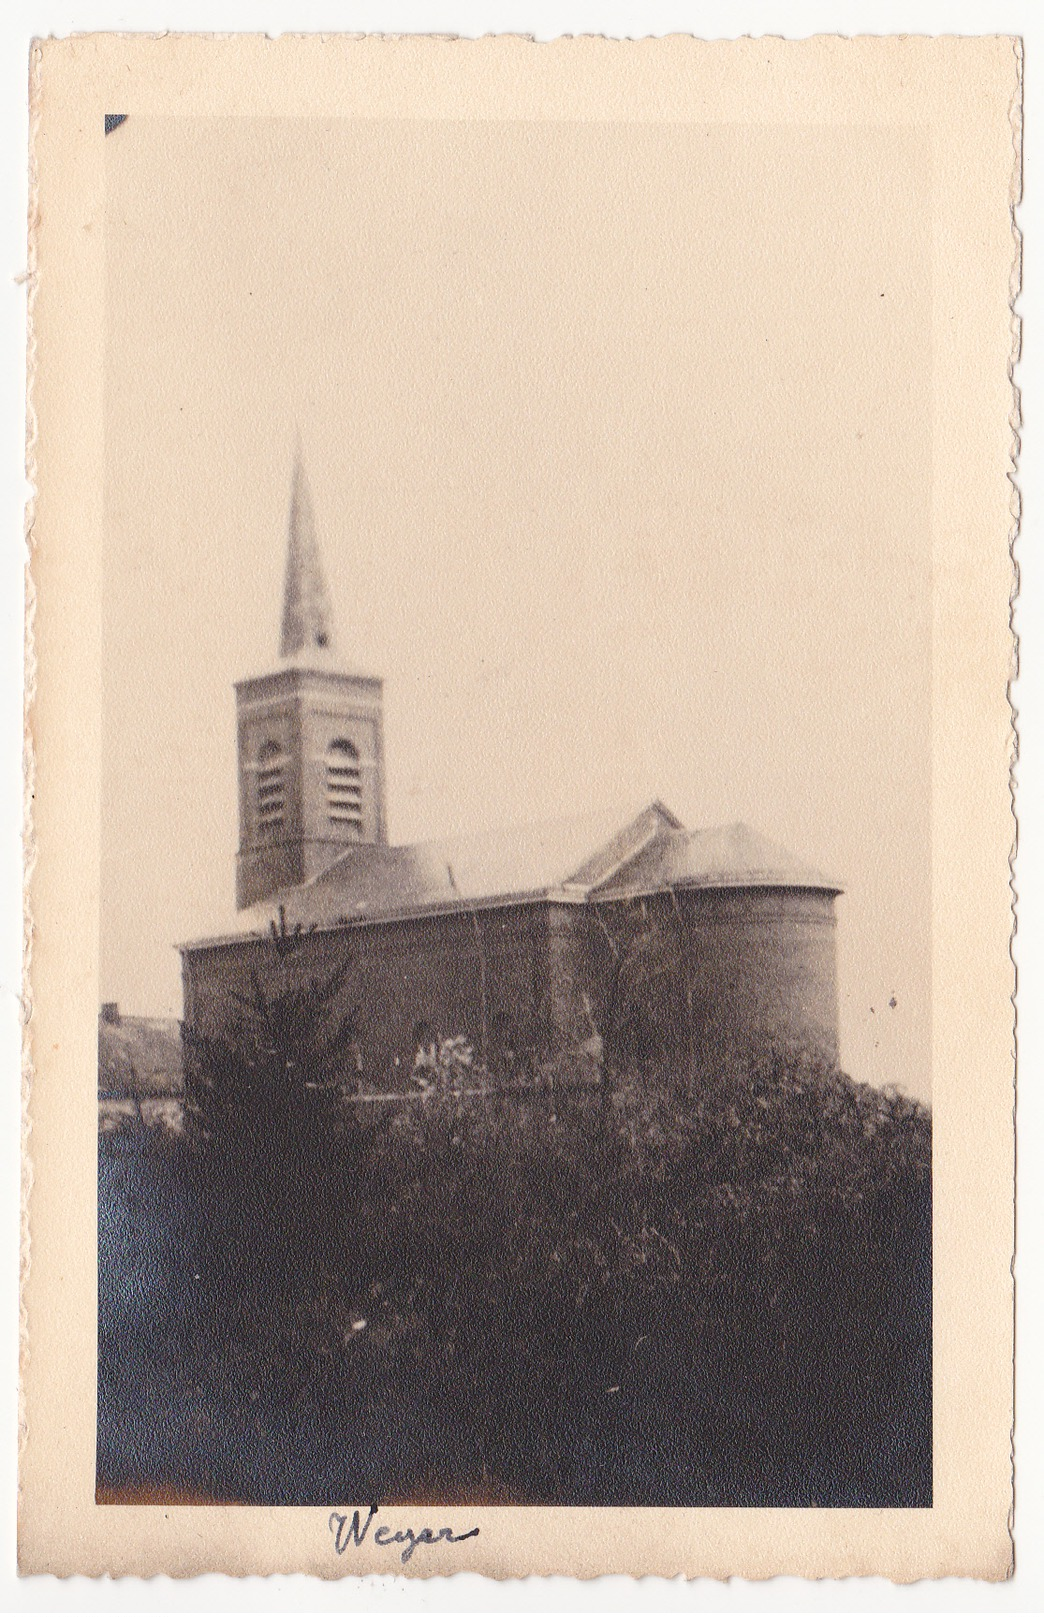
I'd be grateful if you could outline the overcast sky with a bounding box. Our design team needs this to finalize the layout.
[102,115,931,1100]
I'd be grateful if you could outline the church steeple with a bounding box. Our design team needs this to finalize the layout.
[280,445,336,662]
[233,446,387,910]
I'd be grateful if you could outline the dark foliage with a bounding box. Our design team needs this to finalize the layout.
[99,959,931,1508]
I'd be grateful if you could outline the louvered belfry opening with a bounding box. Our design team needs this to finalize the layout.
[327,738,363,833]
[256,739,286,831]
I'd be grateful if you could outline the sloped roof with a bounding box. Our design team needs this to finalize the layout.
[181,803,840,952]
[593,822,841,899]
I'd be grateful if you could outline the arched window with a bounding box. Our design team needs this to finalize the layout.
[256,739,285,830]
[327,738,363,831]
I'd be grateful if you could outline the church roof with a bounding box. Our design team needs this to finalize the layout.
[181,802,841,951]
[278,445,339,668]
[591,821,840,899]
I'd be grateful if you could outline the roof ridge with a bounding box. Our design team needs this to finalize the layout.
[569,803,685,894]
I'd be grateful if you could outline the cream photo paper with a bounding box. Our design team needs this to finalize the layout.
[20,32,1019,1580]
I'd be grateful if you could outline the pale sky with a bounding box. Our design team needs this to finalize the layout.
[102,116,931,1100]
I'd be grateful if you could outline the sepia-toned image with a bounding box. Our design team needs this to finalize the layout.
[22,33,1017,1580]
[96,111,936,1512]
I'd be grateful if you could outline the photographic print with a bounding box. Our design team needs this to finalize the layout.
[22,34,1017,1580]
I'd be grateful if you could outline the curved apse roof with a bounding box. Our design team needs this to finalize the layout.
[591,820,842,900]
[180,802,841,952]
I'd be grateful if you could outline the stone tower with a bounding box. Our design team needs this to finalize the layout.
[234,449,386,910]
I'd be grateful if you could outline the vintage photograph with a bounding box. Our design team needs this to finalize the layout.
[95,111,934,1511]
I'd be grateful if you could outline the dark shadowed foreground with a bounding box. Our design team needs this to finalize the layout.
[98,1036,931,1508]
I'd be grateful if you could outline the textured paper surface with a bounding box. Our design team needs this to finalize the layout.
[21,32,1018,1579]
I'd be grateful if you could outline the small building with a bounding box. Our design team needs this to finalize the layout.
[98,1006,185,1133]
[180,455,842,1086]
[98,1007,184,1100]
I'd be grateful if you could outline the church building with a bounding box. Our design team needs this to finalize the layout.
[179,456,842,1087]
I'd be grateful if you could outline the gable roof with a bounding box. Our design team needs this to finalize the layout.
[180,802,840,952]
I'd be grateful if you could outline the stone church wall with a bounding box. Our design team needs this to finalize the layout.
[182,886,839,1096]
[677,887,839,1071]
[553,887,840,1078]
[182,901,560,1088]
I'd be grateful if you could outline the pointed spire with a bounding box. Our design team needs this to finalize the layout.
[279,443,336,662]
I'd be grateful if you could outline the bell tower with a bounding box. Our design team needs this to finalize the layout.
[235,448,386,910]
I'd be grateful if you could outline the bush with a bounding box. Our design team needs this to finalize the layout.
[171,947,931,1507]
